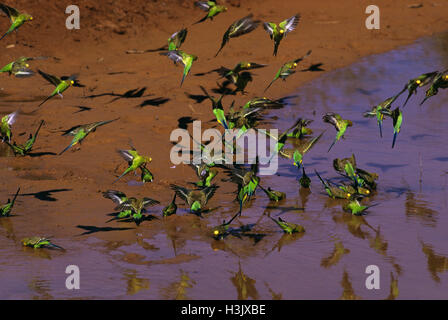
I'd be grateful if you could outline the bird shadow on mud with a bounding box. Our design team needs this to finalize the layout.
[71,105,93,114]
[185,92,208,104]
[76,225,135,236]
[300,63,325,72]
[84,87,151,103]
[138,97,170,108]
[27,151,57,157]
[178,116,197,130]
[19,188,72,202]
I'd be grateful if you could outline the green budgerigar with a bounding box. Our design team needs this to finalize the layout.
[37,70,78,107]
[5,120,44,156]
[0,110,17,142]
[270,216,305,234]
[363,93,400,138]
[200,86,229,129]
[59,118,119,155]
[258,185,285,202]
[1,187,20,217]
[161,50,197,86]
[0,56,35,77]
[323,112,353,152]
[263,14,300,56]
[113,148,152,184]
[21,237,64,250]
[162,193,177,217]
[215,14,260,57]
[212,212,240,240]
[170,184,218,214]
[194,1,227,25]
[0,3,33,41]
[264,50,312,92]
[315,170,352,200]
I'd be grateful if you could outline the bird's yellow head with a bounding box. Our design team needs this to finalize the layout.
[280,29,285,34]
[416,79,421,85]
[29,16,33,21]
[213,229,220,236]
[25,64,29,68]
[444,75,448,81]
[70,80,75,86]
[346,193,351,198]
[246,63,251,68]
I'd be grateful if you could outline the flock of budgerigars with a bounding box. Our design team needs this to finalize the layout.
[1,1,448,250]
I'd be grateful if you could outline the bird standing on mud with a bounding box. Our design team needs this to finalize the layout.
[170,184,218,214]
[0,56,35,77]
[5,120,44,156]
[0,187,20,217]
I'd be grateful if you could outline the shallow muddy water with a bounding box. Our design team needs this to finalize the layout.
[1,33,448,299]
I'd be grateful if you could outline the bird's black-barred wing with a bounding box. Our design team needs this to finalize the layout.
[103,190,127,205]
[228,14,260,39]
[170,184,191,203]
[263,22,275,38]
[0,3,20,21]
[38,70,62,86]
[203,184,218,202]
[117,150,135,163]
[142,198,160,208]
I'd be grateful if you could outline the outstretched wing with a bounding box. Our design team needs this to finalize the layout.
[203,185,218,202]
[103,190,127,205]
[38,70,62,86]
[6,111,18,126]
[170,184,190,203]
[228,14,260,38]
[142,198,160,208]
[263,22,275,37]
[0,3,20,22]
[293,50,312,64]
[117,150,134,163]
[195,1,213,11]
[279,14,300,35]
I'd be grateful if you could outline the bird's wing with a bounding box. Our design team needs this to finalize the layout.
[6,111,18,126]
[228,14,260,38]
[118,150,134,162]
[195,1,212,11]
[0,4,20,22]
[170,184,190,202]
[142,198,160,208]
[103,190,127,204]
[263,22,275,37]
[161,50,185,66]
[279,14,300,35]
[203,185,218,202]
[293,50,312,64]
[38,70,62,86]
